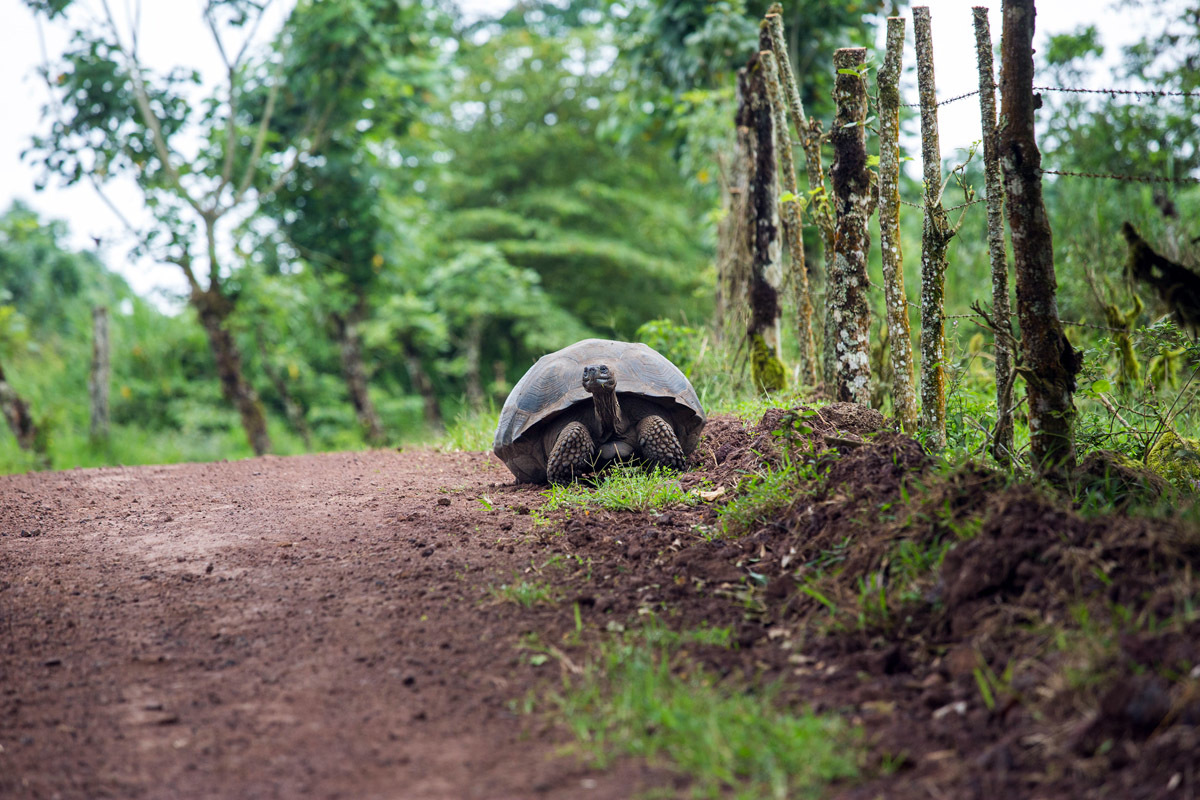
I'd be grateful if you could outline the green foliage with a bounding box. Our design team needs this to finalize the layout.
[542,465,698,513]
[549,622,860,799]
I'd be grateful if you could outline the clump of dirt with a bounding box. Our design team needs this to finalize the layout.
[684,401,890,492]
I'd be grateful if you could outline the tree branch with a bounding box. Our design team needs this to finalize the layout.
[98,0,205,217]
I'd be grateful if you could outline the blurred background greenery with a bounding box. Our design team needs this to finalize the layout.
[2,0,1197,473]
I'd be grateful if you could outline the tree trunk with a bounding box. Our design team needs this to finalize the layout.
[828,47,874,405]
[765,6,835,390]
[402,337,443,430]
[89,305,111,443]
[915,6,953,448]
[0,360,39,453]
[761,43,817,386]
[974,6,1016,465]
[999,0,1081,482]
[331,305,386,445]
[877,18,918,432]
[191,287,272,457]
[738,53,785,393]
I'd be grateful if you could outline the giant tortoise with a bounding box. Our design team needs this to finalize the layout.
[493,339,706,484]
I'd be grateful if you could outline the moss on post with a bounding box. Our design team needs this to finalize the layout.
[750,333,787,393]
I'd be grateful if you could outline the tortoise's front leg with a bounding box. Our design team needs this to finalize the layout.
[547,421,596,484]
[636,415,685,470]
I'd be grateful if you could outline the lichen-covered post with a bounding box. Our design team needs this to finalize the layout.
[999,0,1081,483]
[973,6,1014,465]
[761,42,817,386]
[738,54,786,393]
[829,47,873,405]
[764,6,836,389]
[877,17,917,432]
[90,305,110,443]
[914,6,952,448]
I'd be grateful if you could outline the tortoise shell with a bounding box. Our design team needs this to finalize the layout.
[493,339,706,482]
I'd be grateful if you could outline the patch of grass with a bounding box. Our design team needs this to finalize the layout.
[549,623,860,799]
[718,460,814,536]
[542,465,697,513]
[437,406,499,453]
[487,579,555,608]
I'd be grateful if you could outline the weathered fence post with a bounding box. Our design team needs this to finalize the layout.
[973,7,1015,465]
[738,54,785,393]
[829,47,874,405]
[89,305,110,443]
[914,6,953,447]
[764,5,837,389]
[760,40,818,386]
[877,17,917,432]
[999,0,1081,483]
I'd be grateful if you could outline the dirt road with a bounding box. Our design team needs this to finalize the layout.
[5,409,1199,800]
[0,448,666,799]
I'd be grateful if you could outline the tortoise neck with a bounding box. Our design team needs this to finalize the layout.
[592,387,621,434]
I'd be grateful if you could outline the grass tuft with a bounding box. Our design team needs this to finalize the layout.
[550,623,860,799]
[542,465,698,513]
[487,579,555,608]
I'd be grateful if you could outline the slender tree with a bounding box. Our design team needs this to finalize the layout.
[761,43,817,386]
[914,6,953,447]
[999,0,1082,482]
[877,17,917,431]
[974,6,1016,465]
[828,48,874,405]
[26,0,428,454]
[765,6,837,389]
[737,54,786,393]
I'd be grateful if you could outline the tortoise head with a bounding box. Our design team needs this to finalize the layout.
[582,364,616,395]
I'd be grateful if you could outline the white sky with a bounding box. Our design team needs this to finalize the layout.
[0,1,1156,306]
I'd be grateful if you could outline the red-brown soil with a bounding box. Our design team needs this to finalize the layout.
[3,405,1199,799]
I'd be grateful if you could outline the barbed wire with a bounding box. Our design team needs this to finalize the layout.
[898,197,985,212]
[1034,85,1200,99]
[898,83,1198,112]
[864,279,1127,334]
[901,89,980,109]
[1040,168,1200,185]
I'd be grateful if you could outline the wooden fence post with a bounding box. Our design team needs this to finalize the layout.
[738,54,786,393]
[914,5,953,447]
[90,305,110,443]
[764,5,837,389]
[999,0,1081,483]
[829,47,874,405]
[760,42,818,386]
[877,16,918,432]
[973,7,1015,465]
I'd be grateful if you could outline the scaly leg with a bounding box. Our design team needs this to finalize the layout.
[636,415,685,470]
[547,421,595,484]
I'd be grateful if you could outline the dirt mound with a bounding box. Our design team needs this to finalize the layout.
[537,408,1200,799]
